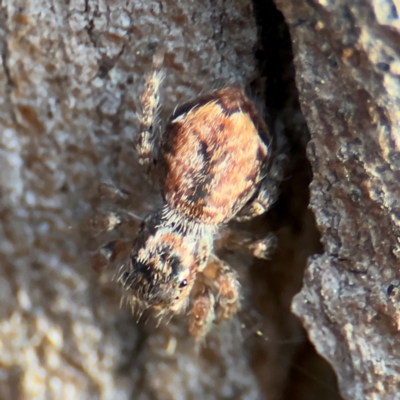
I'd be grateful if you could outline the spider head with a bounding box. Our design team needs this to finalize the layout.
[120,211,213,314]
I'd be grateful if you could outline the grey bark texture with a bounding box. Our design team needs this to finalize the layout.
[274,0,400,399]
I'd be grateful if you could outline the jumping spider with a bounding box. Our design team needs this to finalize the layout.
[91,50,285,339]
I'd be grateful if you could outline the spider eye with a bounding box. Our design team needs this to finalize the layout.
[169,256,181,272]
[179,279,188,289]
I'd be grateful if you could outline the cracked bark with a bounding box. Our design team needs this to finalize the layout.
[274,0,400,399]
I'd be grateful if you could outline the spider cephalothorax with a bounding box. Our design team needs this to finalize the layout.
[118,210,213,315]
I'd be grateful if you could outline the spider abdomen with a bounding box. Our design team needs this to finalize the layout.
[160,87,270,225]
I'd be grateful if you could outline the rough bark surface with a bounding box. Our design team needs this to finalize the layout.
[0,0,342,399]
[274,0,400,399]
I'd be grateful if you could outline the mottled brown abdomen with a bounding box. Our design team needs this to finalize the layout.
[160,87,270,225]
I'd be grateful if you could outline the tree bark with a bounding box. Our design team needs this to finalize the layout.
[274,0,400,398]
